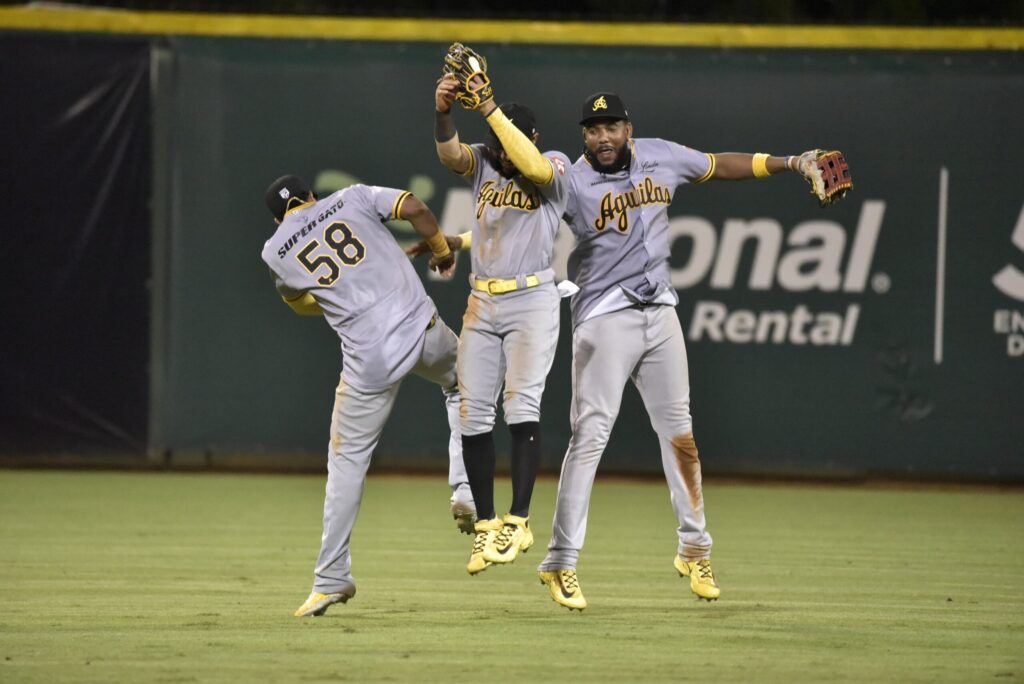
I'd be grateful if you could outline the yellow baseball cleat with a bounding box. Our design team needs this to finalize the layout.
[483,514,534,564]
[467,517,503,575]
[674,556,721,601]
[293,589,354,617]
[538,569,587,611]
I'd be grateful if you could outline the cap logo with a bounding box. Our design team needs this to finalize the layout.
[278,188,291,199]
[592,96,608,112]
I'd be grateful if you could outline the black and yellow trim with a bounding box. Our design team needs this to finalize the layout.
[392,190,412,220]
[0,7,1020,50]
[283,199,315,218]
[694,153,716,184]
[460,144,477,177]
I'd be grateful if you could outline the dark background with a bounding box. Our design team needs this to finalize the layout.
[0,35,152,455]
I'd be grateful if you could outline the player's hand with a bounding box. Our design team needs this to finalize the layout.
[468,75,497,116]
[405,234,463,258]
[436,75,459,113]
[428,252,456,278]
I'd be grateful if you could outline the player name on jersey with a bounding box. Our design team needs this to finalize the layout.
[275,197,346,259]
[594,176,672,233]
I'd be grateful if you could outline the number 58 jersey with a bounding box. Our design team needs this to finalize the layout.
[261,184,435,391]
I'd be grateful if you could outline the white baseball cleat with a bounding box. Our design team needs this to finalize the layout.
[449,485,477,535]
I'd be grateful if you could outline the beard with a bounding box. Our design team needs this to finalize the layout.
[484,147,520,179]
[584,142,631,174]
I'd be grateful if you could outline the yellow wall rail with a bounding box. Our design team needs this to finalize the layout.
[1,6,1022,50]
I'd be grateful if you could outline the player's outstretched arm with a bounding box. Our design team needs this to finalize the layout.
[399,194,456,276]
[707,152,794,180]
[435,75,473,175]
[708,149,852,206]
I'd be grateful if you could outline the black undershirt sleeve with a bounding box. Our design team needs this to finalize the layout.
[435,110,456,142]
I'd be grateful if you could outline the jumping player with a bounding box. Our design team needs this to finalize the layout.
[537,92,827,610]
[261,175,460,617]
[425,73,572,575]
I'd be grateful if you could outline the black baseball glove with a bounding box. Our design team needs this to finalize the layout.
[443,42,494,110]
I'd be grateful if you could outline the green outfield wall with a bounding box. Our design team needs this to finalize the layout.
[3,21,1022,478]
[150,37,1023,479]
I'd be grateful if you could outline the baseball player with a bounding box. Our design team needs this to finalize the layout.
[261,174,461,617]
[536,92,839,610]
[423,62,572,576]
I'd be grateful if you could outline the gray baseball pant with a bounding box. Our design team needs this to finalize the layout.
[457,282,560,436]
[539,304,712,571]
[312,317,459,594]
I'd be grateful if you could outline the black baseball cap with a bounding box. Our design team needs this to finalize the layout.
[265,175,313,221]
[486,102,538,150]
[579,92,629,126]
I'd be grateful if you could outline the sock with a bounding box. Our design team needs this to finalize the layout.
[508,421,541,518]
[461,431,496,521]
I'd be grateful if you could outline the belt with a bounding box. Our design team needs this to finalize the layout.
[473,275,541,296]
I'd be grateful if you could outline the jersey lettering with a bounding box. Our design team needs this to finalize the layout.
[476,179,540,219]
[594,176,672,233]
[277,197,345,259]
[295,220,367,286]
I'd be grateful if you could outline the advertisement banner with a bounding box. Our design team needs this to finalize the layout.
[155,38,1023,478]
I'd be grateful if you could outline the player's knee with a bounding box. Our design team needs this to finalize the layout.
[568,413,615,457]
[459,399,497,435]
[503,394,541,425]
[655,401,692,437]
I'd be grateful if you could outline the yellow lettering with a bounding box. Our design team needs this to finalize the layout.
[591,176,671,234]
[476,179,540,219]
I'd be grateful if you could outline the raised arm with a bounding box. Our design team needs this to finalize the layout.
[435,75,474,176]
[477,98,553,186]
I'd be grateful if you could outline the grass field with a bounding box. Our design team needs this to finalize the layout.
[1,470,1022,682]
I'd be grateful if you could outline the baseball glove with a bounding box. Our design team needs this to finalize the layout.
[794,149,853,207]
[443,42,494,110]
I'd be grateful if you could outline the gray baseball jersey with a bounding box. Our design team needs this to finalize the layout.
[261,184,435,391]
[563,138,713,327]
[540,137,715,575]
[453,144,571,439]
[461,143,572,279]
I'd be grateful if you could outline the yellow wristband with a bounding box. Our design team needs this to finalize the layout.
[752,153,771,179]
[426,231,451,258]
[457,231,473,250]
